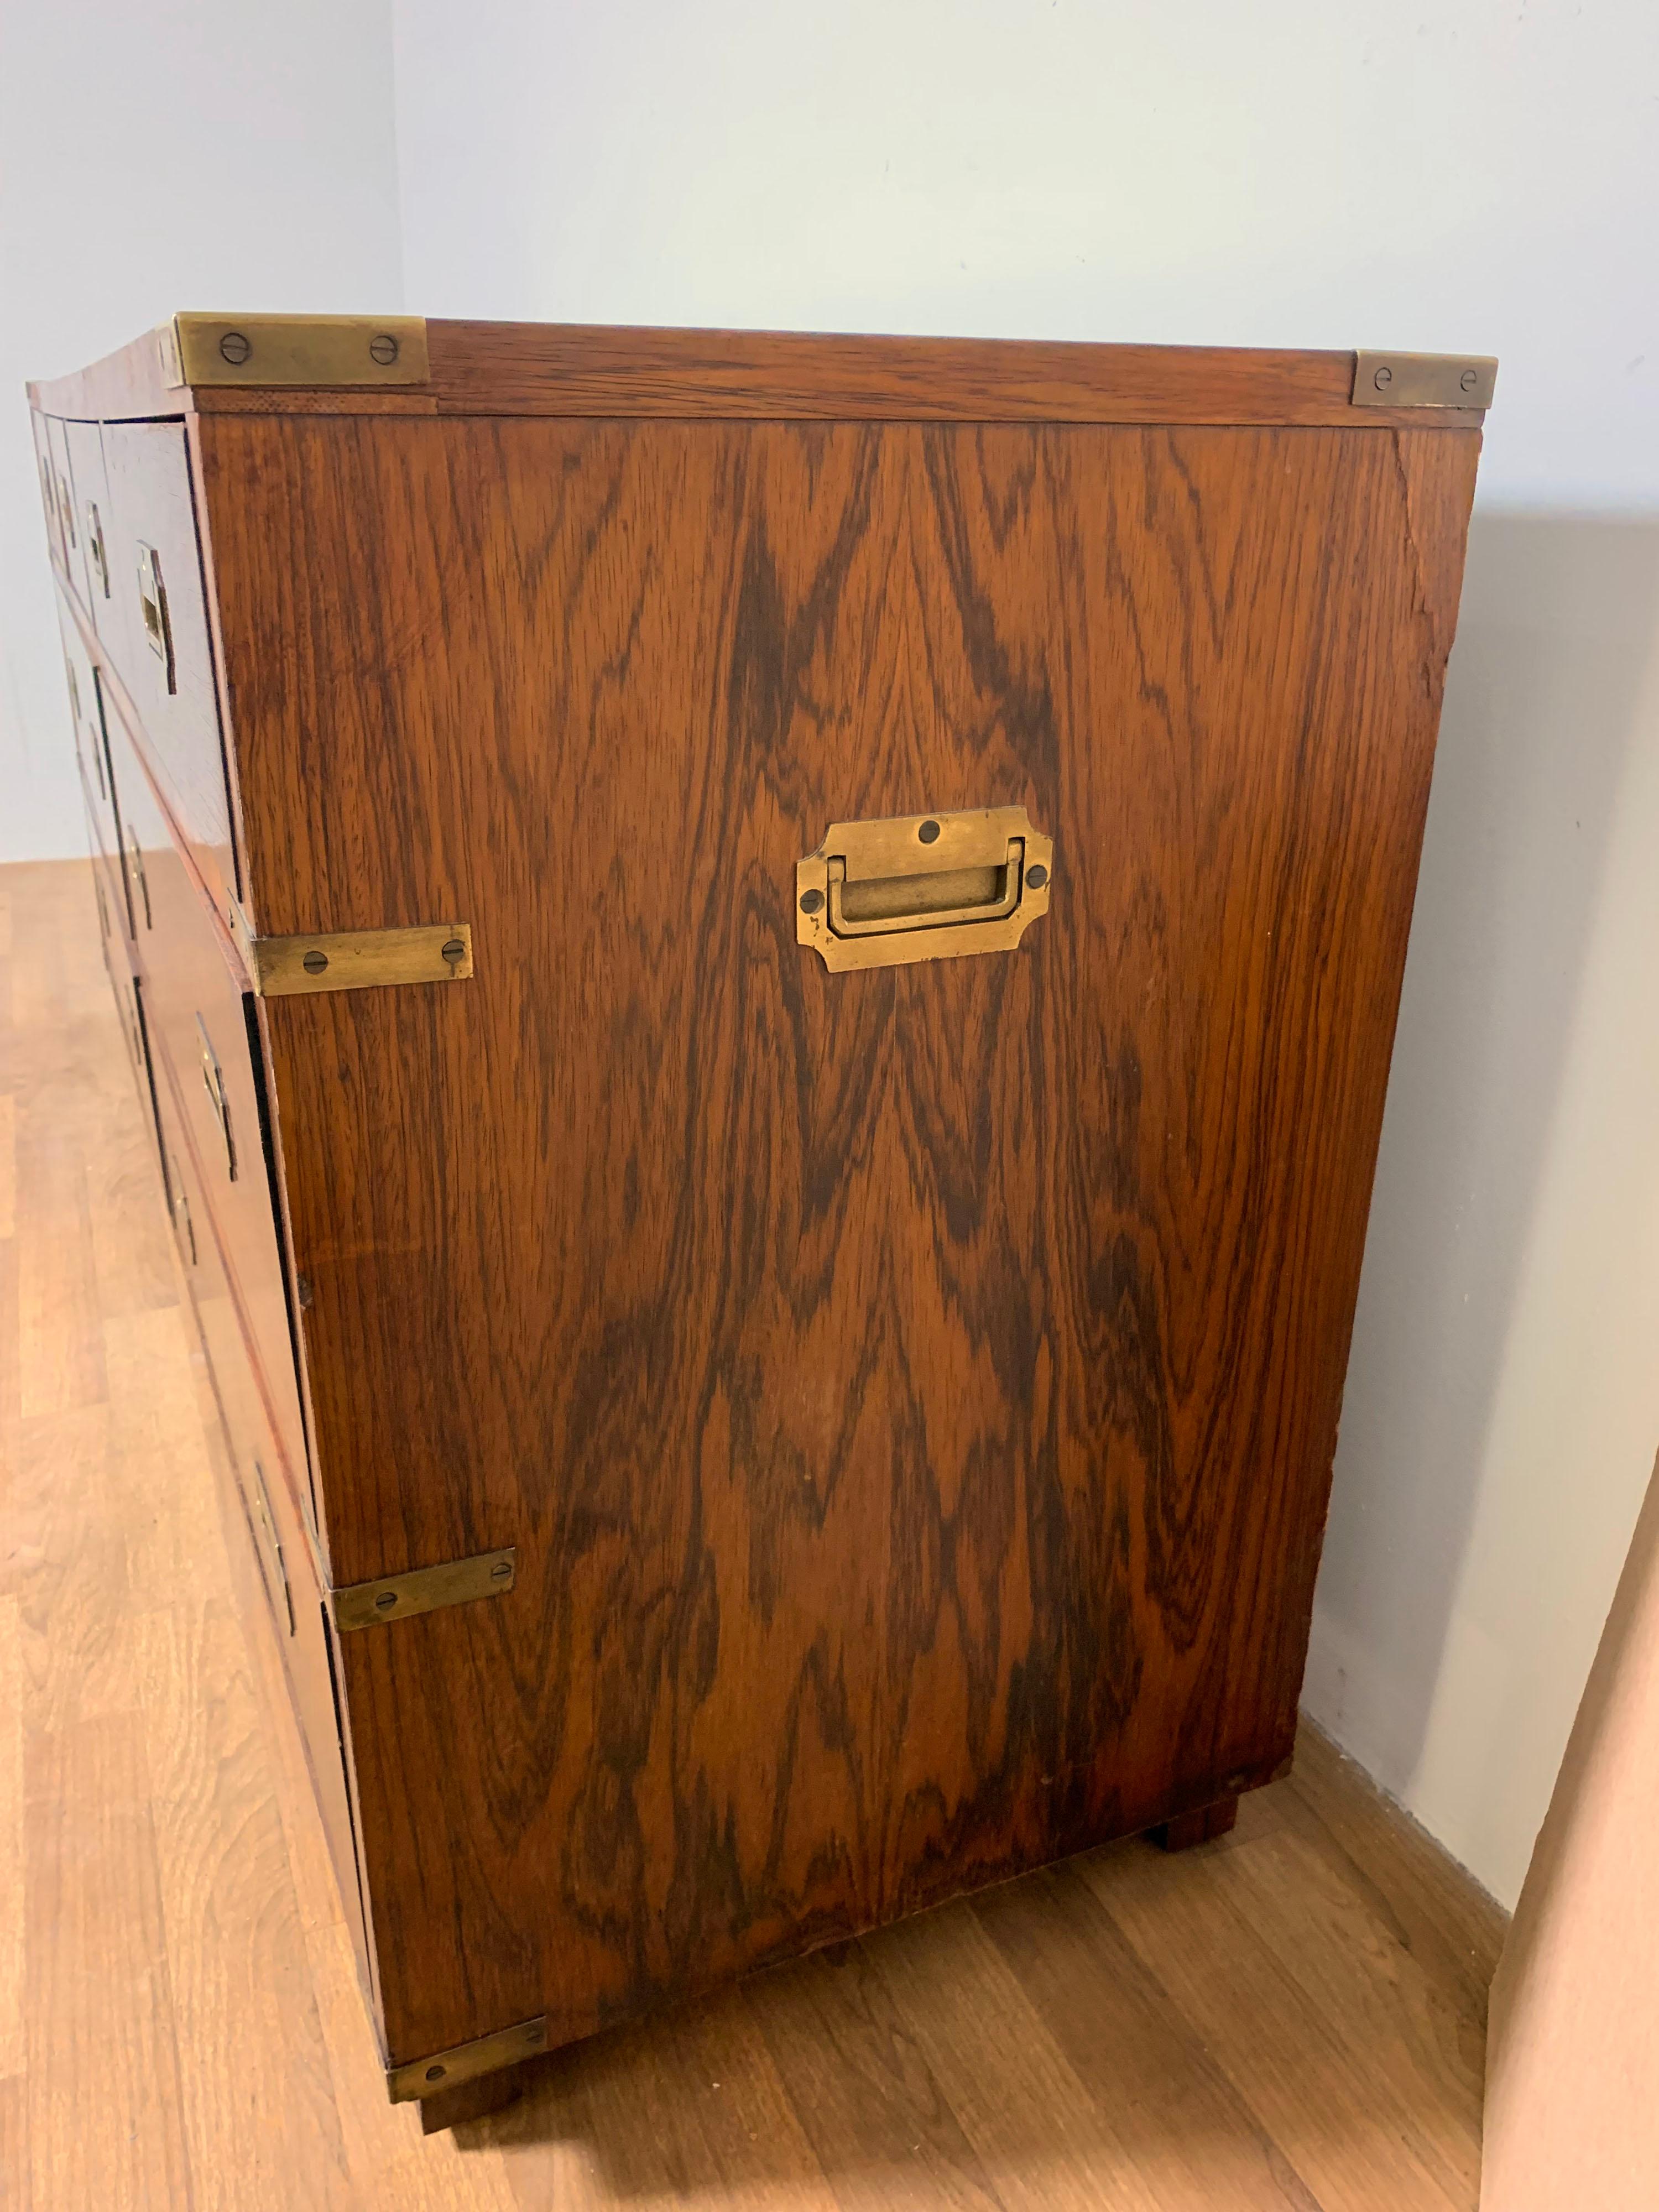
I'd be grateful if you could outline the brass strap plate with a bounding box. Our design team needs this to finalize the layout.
[797,805,1053,973]
[164,312,430,389]
[1351,351,1497,410]
[387,2016,548,2104]
[332,1546,517,1633]
[236,917,474,998]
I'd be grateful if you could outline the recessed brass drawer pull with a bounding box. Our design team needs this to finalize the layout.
[797,805,1053,973]
[196,1014,237,1182]
[86,502,110,597]
[126,826,152,928]
[137,541,176,692]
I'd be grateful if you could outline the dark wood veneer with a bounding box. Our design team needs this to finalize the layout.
[30,321,1484,2105]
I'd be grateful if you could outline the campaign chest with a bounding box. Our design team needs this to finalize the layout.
[29,317,1489,2125]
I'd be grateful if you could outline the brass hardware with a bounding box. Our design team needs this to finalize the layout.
[136,543,176,691]
[126,826,152,928]
[196,1015,237,1181]
[249,1459,295,1637]
[236,917,475,998]
[1351,351,1497,410]
[56,472,76,550]
[38,451,55,531]
[387,2016,547,2104]
[168,312,431,389]
[797,805,1054,973]
[85,503,109,597]
[92,869,109,941]
[332,1546,517,1634]
[170,1168,197,1266]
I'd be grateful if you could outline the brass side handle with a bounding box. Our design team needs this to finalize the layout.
[797,805,1053,973]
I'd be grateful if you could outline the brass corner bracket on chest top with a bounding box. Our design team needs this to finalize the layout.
[161,312,431,389]
[1350,351,1498,409]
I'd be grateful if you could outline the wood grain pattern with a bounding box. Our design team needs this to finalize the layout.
[188,410,1480,2063]
[4,858,1507,2206]
[30,320,1488,431]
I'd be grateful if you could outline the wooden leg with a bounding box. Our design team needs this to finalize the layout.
[416,2062,526,2134]
[1149,1794,1240,1853]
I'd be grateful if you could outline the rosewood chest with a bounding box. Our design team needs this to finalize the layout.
[28,316,1489,2126]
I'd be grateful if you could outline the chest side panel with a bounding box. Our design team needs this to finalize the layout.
[200,413,1477,2058]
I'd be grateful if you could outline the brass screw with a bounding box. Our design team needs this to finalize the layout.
[369,333,400,366]
[219,331,252,366]
[1026,863,1048,890]
[1372,364,1393,391]
[1460,367,1479,392]
[441,936,467,968]
[425,2064,446,2083]
[491,1560,512,1579]
[302,948,329,974]
[918,819,941,844]
[799,889,824,916]
[375,1590,398,1611]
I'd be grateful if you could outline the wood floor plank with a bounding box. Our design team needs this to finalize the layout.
[0,1092,15,1243]
[1285,1725,1506,2022]
[868,1899,1169,2212]
[746,1940,1003,2211]
[0,1598,23,2079]
[25,1715,192,2212]
[133,1596,348,2212]
[499,1981,838,2212]
[971,1864,1324,2212]
[0,2071,28,2212]
[1079,1833,1473,2212]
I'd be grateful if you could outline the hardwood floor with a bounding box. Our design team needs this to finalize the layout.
[0,855,1506,2211]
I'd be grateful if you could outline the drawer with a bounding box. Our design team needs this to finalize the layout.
[30,412,62,570]
[100,419,237,914]
[84,826,166,1184]
[44,416,79,583]
[104,703,312,1527]
[65,420,117,635]
[57,597,124,904]
[153,1062,364,1931]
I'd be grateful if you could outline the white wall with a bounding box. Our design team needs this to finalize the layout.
[0,0,404,863]
[392,0,1659,1906]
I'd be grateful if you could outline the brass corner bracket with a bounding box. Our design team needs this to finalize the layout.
[797,804,1053,974]
[1351,351,1497,410]
[228,904,473,998]
[331,1546,517,1634]
[387,2016,548,2104]
[161,312,430,390]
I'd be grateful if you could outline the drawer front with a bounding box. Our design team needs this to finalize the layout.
[153,1063,364,1931]
[57,598,124,902]
[100,420,237,913]
[45,416,80,588]
[65,420,117,634]
[104,704,312,1528]
[84,830,166,1186]
[31,412,62,571]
